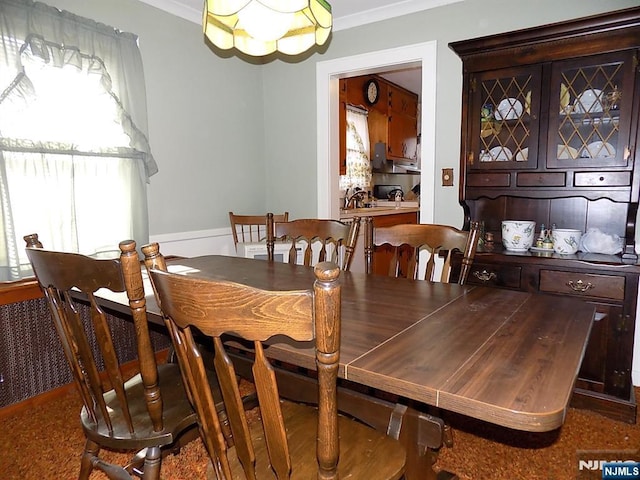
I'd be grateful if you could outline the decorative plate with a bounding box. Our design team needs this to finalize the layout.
[557,145,578,160]
[580,141,616,159]
[489,146,512,161]
[515,147,528,162]
[573,89,603,114]
[494,98,523,121]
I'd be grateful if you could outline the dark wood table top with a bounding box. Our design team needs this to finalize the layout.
[97,255,594,433]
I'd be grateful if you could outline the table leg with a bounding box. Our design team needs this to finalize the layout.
[387,404,458,480]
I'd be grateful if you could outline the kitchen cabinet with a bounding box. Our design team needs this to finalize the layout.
[387,111,418,160]
[363,210,419,276]
[449,7,640,423]
[339,75,418,174]
[340,208,418,274]
[387,83,418,161]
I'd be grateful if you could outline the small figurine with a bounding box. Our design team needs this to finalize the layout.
[484,232,494,250]
[542,224,554,250]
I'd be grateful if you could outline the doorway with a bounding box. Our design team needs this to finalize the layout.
[315,41,437,222]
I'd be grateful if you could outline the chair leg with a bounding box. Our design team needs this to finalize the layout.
[141,446,161,480]
[79,439,99,480]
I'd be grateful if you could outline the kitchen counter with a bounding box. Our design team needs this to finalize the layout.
[339,201,419,220]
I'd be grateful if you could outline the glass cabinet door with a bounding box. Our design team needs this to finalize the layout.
[547,51,636,169]
[469,66,542,170]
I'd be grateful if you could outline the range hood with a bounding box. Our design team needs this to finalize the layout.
[371,142,420,174]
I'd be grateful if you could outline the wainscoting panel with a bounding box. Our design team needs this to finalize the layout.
[0,298,170,408]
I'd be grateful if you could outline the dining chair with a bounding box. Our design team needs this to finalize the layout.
[145,255,406,480]
[266,215,361,271]
[364,219,481,284]
[229,211,289,249]
[23,233,199,480]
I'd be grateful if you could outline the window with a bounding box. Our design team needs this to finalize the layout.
[0,0,157,281]
[339,106,371,192]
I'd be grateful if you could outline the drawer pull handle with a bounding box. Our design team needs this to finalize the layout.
[567,280,594,293]
[473,270,497,282]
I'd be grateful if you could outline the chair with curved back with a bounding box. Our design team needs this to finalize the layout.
[142,241,406,480]
[364,219,481,284]
[229,211,289,250]
[266,215,361,271]
[23,233,198,480]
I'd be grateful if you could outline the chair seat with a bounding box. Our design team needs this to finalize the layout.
[217,401,406,480]
[81,363,196,450]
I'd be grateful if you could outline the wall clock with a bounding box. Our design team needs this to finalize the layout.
[364,79,380,105]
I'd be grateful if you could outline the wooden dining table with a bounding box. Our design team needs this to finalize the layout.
[93,254,595,480]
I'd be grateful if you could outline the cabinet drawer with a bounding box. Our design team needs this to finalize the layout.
[517,172,566,187]
[467,173,510,187]
[539,270,625,300]
[467,263,521,288]
[574,171,631,187]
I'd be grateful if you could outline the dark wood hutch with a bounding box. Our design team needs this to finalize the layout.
[449,7,640,423]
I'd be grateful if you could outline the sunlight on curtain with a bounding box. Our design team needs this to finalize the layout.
[339,106,372,193]
[0,0,157,281]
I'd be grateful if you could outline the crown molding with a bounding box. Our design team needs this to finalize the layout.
[332,0,463,31]
[137,0,201,24]
[136,0,463,31]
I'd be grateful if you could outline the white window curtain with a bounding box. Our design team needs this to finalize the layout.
[340,106,372,192]
[0,0,158,281]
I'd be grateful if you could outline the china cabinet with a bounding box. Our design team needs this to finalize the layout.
[450,7,640,423]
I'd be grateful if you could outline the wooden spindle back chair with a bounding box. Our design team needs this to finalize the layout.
[364,220,481,284]
[267,215,361,271]
[229,211,289,249]
[23,233,197,480]
[143,243,406,480]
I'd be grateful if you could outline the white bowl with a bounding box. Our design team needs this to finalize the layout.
[552,229,582,255]
[501,221,536,252]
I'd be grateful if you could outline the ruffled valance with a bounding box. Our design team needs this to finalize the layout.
[0,0,157,180]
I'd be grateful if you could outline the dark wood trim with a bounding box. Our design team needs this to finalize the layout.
[0,382,75,421]
[0,255,187,307]
[0,278,42,305]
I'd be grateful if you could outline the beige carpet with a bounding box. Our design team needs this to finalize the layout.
[1,388,638,479]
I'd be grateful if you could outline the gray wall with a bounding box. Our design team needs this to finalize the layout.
[44,0,638,234]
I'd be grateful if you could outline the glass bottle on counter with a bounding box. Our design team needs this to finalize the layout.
[536,224,546,248]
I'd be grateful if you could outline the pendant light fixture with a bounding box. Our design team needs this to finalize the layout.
[203,0,332,56]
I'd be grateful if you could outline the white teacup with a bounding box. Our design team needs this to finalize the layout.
[551,229,582,254]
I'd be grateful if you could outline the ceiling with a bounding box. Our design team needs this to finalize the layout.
[136,0,460,93]
[136,0,462,32]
